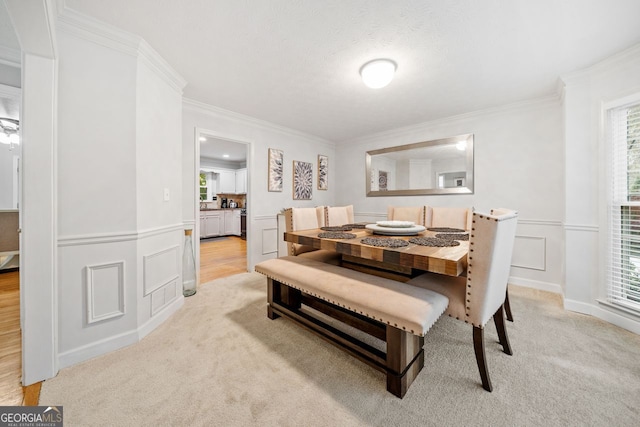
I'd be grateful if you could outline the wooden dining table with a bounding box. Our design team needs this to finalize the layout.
[284,225,469,280]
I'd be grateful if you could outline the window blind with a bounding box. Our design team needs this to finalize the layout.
[608,102,640,311]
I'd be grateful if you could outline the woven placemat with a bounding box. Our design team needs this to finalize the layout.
[360,237,410,248]
[318,232,356,239]
[435,233,469,241]
[408,237,460,247]
[342,223,368,229]
[427,227,466,233]
[320,226,353,231]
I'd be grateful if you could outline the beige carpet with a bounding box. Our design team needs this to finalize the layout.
[40,273,640,426]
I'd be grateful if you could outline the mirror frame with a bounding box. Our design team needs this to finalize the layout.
[365,133,474,196]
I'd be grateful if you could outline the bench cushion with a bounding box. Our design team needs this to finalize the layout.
[255,256,449,336]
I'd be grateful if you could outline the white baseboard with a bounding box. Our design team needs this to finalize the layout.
[58,295,184,369]
[138,295,184,340]
[58,329,139,370]
[508,275,563,295]
[564,299,640,335]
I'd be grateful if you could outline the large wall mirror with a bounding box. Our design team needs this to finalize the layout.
[366,133,474,196]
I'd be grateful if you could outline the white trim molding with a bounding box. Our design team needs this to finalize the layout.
[511,235,546,271]
[564,223,599,233]
[0,45,21,68]
[342,94,561,146]
[183,98,335,149]
[142,245,180,296]
[564,299,640,335]
[262,227,278,255]
[58,223,185,246]
[57,7,186,93]
[85,261,125,324]
[509,276,564,295]
[0,83,21,99]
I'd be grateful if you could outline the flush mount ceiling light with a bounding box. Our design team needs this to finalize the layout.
[360,59,397,89]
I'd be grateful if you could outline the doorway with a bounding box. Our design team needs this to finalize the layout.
[0,84,29,403]
[196,130,251,284]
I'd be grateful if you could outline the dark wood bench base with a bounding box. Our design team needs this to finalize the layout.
[267,277,424,398]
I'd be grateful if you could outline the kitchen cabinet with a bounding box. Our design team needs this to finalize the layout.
[200,211,223,238]
[233,209,242,236]
[223,209,241,236]
[219,170,236,194]
[235,168,247,194]
[224,210,235,235]
[201,209,241,238]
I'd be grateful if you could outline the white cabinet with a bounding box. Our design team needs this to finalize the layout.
[232,209,241,236]
[224,210,235,235]
[200,209,241,238]
[215,168,246,194]
[223,209,241,236]
[219,170,236,193]
[235,168,247,194]
[200,211,223,238]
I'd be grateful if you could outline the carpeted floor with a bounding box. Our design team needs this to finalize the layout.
[40,273,640,426]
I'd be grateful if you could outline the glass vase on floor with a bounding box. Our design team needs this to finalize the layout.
[182,229,197,297]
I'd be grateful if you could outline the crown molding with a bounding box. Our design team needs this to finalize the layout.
[0,83,21,99]
[183,97,335,147]
[137,40,187,93]
[342,94,561,147]
[561,42,640,85]
[0,45,21,68]
[57,7,186,93]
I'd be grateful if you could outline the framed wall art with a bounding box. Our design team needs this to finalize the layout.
[379,171,388,191]
[318,154,328,190]
[268,148,284,192]
[293,160,313,200]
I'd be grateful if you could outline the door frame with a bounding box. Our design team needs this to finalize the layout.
[193,127,252,283]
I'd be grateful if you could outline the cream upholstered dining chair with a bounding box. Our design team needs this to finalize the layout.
[490,208,518,323]
[324,205,354,226]
[430,206,473,230]
[283,207,341,265]
[407,210,518,392]
[387,206,429,225]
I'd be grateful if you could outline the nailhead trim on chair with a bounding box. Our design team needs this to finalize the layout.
[257,270,440,336]
[284,208,296,256]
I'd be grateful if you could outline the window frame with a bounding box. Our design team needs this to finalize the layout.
[604,92,640,315]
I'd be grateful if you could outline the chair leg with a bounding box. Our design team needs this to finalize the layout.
[473,326,492,392]
[504,287,514,322]
[493,305,513,356]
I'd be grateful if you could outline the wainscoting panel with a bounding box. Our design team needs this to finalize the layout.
[143,245,180,296]
[150,279,180,316]
[86,261,125,324]
[262,227,278,255]
[511,235,546,271]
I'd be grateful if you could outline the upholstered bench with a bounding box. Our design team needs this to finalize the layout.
[254,256,449,398]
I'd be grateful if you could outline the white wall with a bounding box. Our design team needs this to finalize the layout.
[335,97,565,293]
[182,100,337,273]
[55,11,186,369]
[562,43,640,334]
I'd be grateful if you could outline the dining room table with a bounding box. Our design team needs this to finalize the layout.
[283,223,469,281]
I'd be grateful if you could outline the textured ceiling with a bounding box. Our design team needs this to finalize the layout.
[31,1,640,141]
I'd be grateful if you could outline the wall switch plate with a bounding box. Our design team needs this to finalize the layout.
[163,188,170,201]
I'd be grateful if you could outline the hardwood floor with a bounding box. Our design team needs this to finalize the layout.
[0,270,39,406]
[0,237,245,406]
[199,236,248,284]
